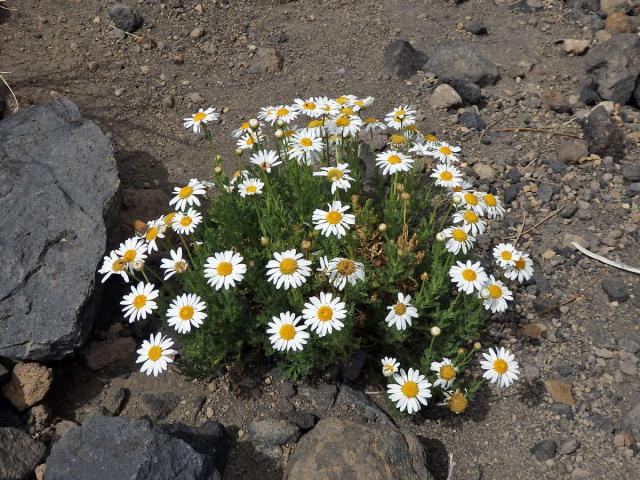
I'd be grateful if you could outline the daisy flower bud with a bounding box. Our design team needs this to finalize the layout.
[276,119,285,128]
[234,148,243,157]
[420,272,429,282]
[474,341,481,350]
[260,236,269,246]
[275,129,284,138]
[301,240,312,250]
[452,194,463,205]
[214,166,223,174]
[249,118,259,128]
[396,183,405,192]
[378,223,388,232]
[457,347,466,355]
[215,154,223,162]
[401,192,410,201]
[430,326,441,336]
[351,194,360,204]
[132,259,145,271]
[480,287,491,299]
[158,225,168,234]
[436,232,446,242]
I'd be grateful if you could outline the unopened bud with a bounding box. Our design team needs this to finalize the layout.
[378,223,387,232]
[457,347,466,355]
[430,326,441,336]
[351,194,360,204]
[436,232,446,242]
[473,342,481,350]
[249,118,259,128]
[132,259,145,271]
[401,192,410,201]
[396,183,405,192]
[260,236,269,246]
[214,166,223,174]
[234,148,243,157]
[275,129,284,138]
[452,194,462,205]
[420,272,429,282]
[215,154,223,162]
[301,240,312,250]
[276,119,285,128]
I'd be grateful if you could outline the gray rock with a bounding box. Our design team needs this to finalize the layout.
[459,109,486,130]
[556,140,588,164]
[286,417,433,480]
[580,81,601,105]
[334,384,391,424]
[46,415,223,480]
[298,383,337,411]
[430,84,463,109]
[581,105,624,160]
[537,182,555,203]
[247,419,301,446]
[530,439,557,461]
[102,387,128,416]
[383,40,428,80]
[280,411,317,430]
[601,276,629,302]
[0,427,47,480]
[466,21,488,35]
[280,380,296,399]
[108,4,144,33]
[629,182,640,195]
[622,163,640,182]
[585,33,640,104]
[424,43,499,87]
[591,414,614,433]
[0,98,119,361]
[622,403,640,438]
[446,79,483,105]
[560,203,578,218]
[618,337,640,354]
[248,47,284,74]
[504,184,520,204]
[141,392,180,420]
[556,434,580,455]
[339,350,367,381]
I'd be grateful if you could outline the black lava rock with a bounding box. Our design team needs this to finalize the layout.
[530,439,557,461]
[466,21,488,35]
[458,109,486,130]
[601,276,629,302]
[446,78,483,105]
[383,39,428,80]
[581,105,624,160]
[108,4,144,33]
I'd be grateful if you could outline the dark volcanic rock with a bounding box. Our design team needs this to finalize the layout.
[447,79,483,105]
[424,42,499,86]
[141,392,180,420]
[458,108,486,130]
[248,47,284,74]
[46,415,224,480]
[585,33,640,104]
[601,276,629,302]
[556,140,588,164]
[581,105,624,160]
[108,4,144,33]
[0,427,46,480]
[383,40,428,80]
[0,98,119,361]
[466,21,488,35]
[530,439,557,461]
[247,418,301,446]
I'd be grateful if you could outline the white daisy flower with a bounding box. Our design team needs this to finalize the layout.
[363,116,386,133]
[430,358,458,389]
[316,255,331,275]
[493,243,517,268]
[480,193,505,219]
[302,292,347,337]
[431,164,463,189]
[121,281,158,323]
[167,293,207,334]
[387,368,432,414]
[312,201,356,239]
[385,105,417,130]
[290,129,324,164]
[115,237,148,272]
[381,357,400,377]
[293,97,323,117]
[449,260,488,295]
[172,208,202,235]
[99,250,129,283]
[441,389,469,414]
[454,191,484,215]
[169,178,206,212]
[428,142,461,163]
[261,105,299,125]
[204,250,247,290]
[327,114,362,137]
[160,248,189,280]
[480,347,520,388]
[441,225,475,255]
[316,97,340,116]
[236,131,263,150]
[327,257,365,290]
[479,276,513,313]
[238,177,264,198]
[334,94,357,106]
[452,209,486,236]
[313,163,354,193]
[450,179,474,195]
[422,133,441,148]
[183,107,218,133]
[139,218,165,254]
[267,311,310,352]
[375,150,414,176]
[504,251,534,283]
[266,249,312,290]
[385,292,419,331]
[232,120,253,138]
[250,150,282,173]
[351,96,374,111]
[136,332,177,377]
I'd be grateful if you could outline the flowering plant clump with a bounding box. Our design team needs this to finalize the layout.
[101,95,532,414]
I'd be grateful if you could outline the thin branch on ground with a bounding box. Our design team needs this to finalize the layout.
[539,275,601,315]
[507,206,562,240]
[446,454,456,480]
[479,117,504,144]
[111,25,142,40]
[513,211,527,247]
[0,72,19,112]
[572,242,640,275]
[494,127,582,139]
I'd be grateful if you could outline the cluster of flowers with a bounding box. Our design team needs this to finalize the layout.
[101,94,527,413]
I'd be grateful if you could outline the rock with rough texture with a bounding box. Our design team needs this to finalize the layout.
[459,109,486,130]
[585,33,640,104]
[473,163,496,181]
[531,439,557,461]
[601,276,629,301]
[446,79,483,105]
[0,98,119,361]
[46,415,224,480]
[622,402,640,439]
[2,362,53,412]
[424,43,499,86]
[430,84,463,109]
[556,140,589,164]
[383,40,428,79]
[600,0,634,16]
[545,380,575,405]
[247,418,301,446]
[108,4,144,33]
[605,12,633,33]
[141,392,180,420]
[564,39,590,55]
[622,163,640,181]
[83,337,137,370]
[334,384,391,425]
[581,105,624,159]
[0,427,47,480]
[286,417,433,480]
[248,47,284,74]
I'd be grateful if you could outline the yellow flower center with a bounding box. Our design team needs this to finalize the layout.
[300,137,313,147]
[493,359,508,374]
[440,364,456,381]
[501,251,512,261]
[354,99,364,107]
[451,229,468,242]
[246,185,257,193]
[133,294,147,309]
[178,186,193,199]
[394,303,407,315]
[401,381,418,398]
[405,125,417,132]
[463,211,478,223]
[317,306,333,322]
[515,258,526,270]
[279,258,298,275]
[326,210,343,225]
[424,134,438,141]
[464,193,478,205]
[276,107,289,117]
[240,121,250,130]
[335,116,350,127]
[112,258,126,271]
[279,324,296,341]
[341,107,354,115]
[461,269,476,281]
[217,262,233,276]
[246,136,255,145]
[448,392,468,414]
[390,134,406,144]
[395,108,406,117]
[180,216,192,226]
[483,194,497,207]
[146,226,158,241]
[383,364,395,373]
[308,119,323,128]
[488,284,502,299]
[365,117,378,124]
[439,146,452,156]
[327,168,344,181]
[336,259,355,276]
[439,171,453,181]
[303,101,316,110]
[179,305,194,321]
[387,155,401,165]
[148,345,162,361]
[193,112,206,122]
[174,260,188,273]
[163,212,176,225]
[123,249,137,263]
[336,96,348,105]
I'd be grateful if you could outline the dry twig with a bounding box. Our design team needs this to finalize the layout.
[0,72,19,113]
[479,117,504,144]
[507,206,562,240]
[111,24,142,40]
[494,127,582,139]
[572,242,640,275]
[513,211,527,247]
